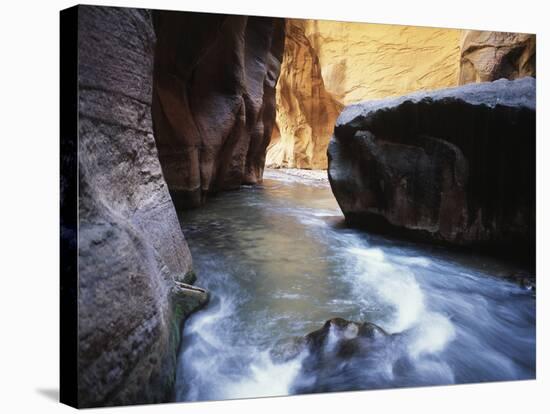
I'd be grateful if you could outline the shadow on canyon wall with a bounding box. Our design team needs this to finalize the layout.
[66,4,535,407]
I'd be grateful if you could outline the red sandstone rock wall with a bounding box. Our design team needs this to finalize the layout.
[152,12,285,208]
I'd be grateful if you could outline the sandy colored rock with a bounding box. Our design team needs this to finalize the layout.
[268,19,462,169]
[303,20,462,104]
[77,6,207,407]
[267,20,342,169]
[152,12,285,208]
[459,30,535,84]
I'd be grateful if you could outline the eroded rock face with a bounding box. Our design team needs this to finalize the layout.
[459,30,535,85]
[77,6,207,407]
[152,11,285,208]
[266,20,343,169]
[302,21,462,105]
[269,21,464,169]
[328,78,535,260]
[269,23,537,171]
[267,20,462,169]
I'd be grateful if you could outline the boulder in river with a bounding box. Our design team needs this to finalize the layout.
[328,77,535,262]
[270,318,389,364]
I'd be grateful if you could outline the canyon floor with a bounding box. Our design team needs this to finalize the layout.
[264,168,329,184]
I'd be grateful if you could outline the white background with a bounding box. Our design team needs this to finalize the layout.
[0,0,547,412]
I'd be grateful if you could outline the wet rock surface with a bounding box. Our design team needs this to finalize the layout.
[152,11,285,208]
[77,6,207,407]
[270,318,393,394]
[328,78,535,262]
[271,318,389,364]
[305,318,389,358]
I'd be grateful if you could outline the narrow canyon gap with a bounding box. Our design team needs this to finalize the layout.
[267,22,535,170]
[69,4,536,407]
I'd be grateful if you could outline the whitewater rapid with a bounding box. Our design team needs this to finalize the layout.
[174,169,535,401]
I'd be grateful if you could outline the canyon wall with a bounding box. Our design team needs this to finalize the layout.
[267,20,343,169]
[71,9,537,405]
[152,12,285,208]
[328,78,535,261]
[301,21,462,104]
[459,30,536,84]
[267,20,462,169]
[77,6,207,407]
[267,22,536,170]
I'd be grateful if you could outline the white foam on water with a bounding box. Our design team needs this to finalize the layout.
[298,216,327,227]
[412,358,455,384]
[184,293,235,347]
[408,313,456,358]
[347,247,456,358]
[273,292,302,300]
[394,256,432,267]
[324,324,340,353]
[348,247,424,332]
[221,351,306,400]
[176,292,242,401]
[311,210,339,217]
[178,279,307,401]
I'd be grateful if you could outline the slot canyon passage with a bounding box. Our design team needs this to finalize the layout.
[73,6,536,407]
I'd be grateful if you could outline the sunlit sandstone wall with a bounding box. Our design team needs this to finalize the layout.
[267,20,462,169]
[305,20,462,104]
[266,20,343,169]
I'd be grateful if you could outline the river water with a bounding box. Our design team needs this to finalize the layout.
[174,169,535,402]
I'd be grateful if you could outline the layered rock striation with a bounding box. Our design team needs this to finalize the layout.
[152,11,285,208]
[328,77,535,260]
[267,20,343,169]
[267,20,463,169]
[459,30,536,85]
[268,22,536,171]
[77,6,207,407]
[302,21,462,105]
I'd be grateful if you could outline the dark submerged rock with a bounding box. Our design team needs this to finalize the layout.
[305,318,389,359]
[328,78,535,263]
[503,272,536,293]
[270,318,392,395]
[270,318,389,364]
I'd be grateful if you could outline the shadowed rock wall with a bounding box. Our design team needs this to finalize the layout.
[328,77,535,261]
[77,6,207,407]
[152,11,285,208]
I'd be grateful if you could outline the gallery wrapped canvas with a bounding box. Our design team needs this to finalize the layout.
[60,4,535,408]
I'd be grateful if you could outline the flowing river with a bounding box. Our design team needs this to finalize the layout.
[174,169,535,402]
